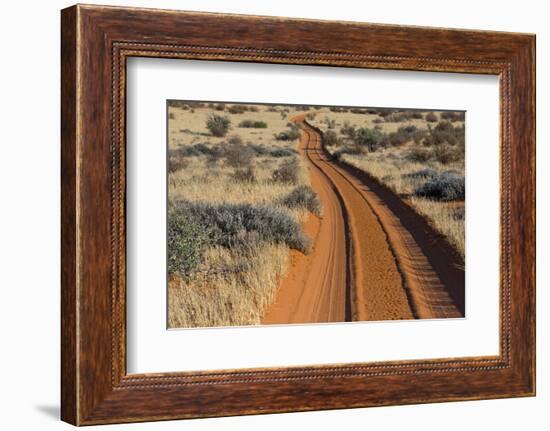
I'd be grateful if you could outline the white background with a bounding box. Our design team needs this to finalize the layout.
[127,59,499,373]
[0,0,547,430]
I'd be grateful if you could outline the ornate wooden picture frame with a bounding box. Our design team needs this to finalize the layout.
[61,4,535,425]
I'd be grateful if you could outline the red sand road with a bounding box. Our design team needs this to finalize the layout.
[262,117,464,324]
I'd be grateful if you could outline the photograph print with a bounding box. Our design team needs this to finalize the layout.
[167,101,465,329]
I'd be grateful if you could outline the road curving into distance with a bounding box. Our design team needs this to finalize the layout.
[262,116,464,325]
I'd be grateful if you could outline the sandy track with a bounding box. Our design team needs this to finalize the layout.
[263,118,464,324]
[262,123,349,324]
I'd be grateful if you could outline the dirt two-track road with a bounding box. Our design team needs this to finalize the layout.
[262,116,464,325]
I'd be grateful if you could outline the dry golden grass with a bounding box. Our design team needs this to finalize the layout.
[167,102,313,328]
[168,103,302,150]
[168,243,290,328]
[408,197,465,258]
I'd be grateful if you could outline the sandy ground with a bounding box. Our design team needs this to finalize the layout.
[263,117,464,323]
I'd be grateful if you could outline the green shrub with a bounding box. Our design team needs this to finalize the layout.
[425,112,438,122]
[332,146,362,160]
[407,147,432,162]
[228,104,247,114]
[176,143,215,158]
[225,142,255,168]
[231,166,256,183]
[274,124,301,141]
[168,154,188,173]
[423,121,465,149]
[269,147,296,157]
[167,206,211,277]
[440,111,465,122]
[172,201,311,254]
[323,130,339,146]
[415,172,465,201]
[432,143,462,164]
[238,119,268,128]
[402,169,438,180]
[354,127,385,152]
[281,185,322,217]
[323,117,336,129]
[206,114,231,137]
[340,122,357,140]
[272,157,299,184]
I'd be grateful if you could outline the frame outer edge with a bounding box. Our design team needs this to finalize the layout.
[60,4,536,424]
[61,4,79,426]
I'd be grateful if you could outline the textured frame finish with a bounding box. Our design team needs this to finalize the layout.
[61,4,535,425]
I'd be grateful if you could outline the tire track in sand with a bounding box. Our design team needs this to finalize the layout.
[262,117,464,324]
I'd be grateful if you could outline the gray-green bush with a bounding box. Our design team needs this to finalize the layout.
[274,124,301,141]
[414,172,465,201]
[272,157,300,184]
[171,201,311,254]
[238,119,268,128]
[206,114,231,137]
[167,206,211,276]
[281,185,322,217]
[354,127,385,152]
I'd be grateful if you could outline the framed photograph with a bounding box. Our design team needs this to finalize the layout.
[61,4,535,425]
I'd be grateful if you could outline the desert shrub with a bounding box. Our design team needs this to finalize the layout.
[384,112,408,122]
[228,104,247,114]
[227,135,243,146]
[340,122,357,140]
[414,171,465,201]
[432,143,462,164]
[402,169,438,179]
[248,105,259,112]
[238,119,268,128]
[423,121,465,148]
[425,112,438,122]
[376,108,395,118]
[440,111,465,122]
[323,117,336,129]
[281,185,322,217]
[208,145,227,161]
[167,206,211,277]
[323,130,339,146]
[246,143,269,156]
[173,201,311,254]
[332,146,362,160]
[354,127,385,152]
[225,142,255,168]
[176,143,213,158]
[168,100,188,109]
[272,157,299,184]
[372,118,384,124]
[168,153,188,173]
[231,166,256,183]
[329,106,346,113]
[410,111,424,119]
[269,148,296,157]
[387,125,428,147]
[206,114,231,137]
[168,112,175,120]
[214,103,226,111]
[274,124,301,141]
[407,147,432,162]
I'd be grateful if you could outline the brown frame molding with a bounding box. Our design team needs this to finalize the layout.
[61,4,535,425]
